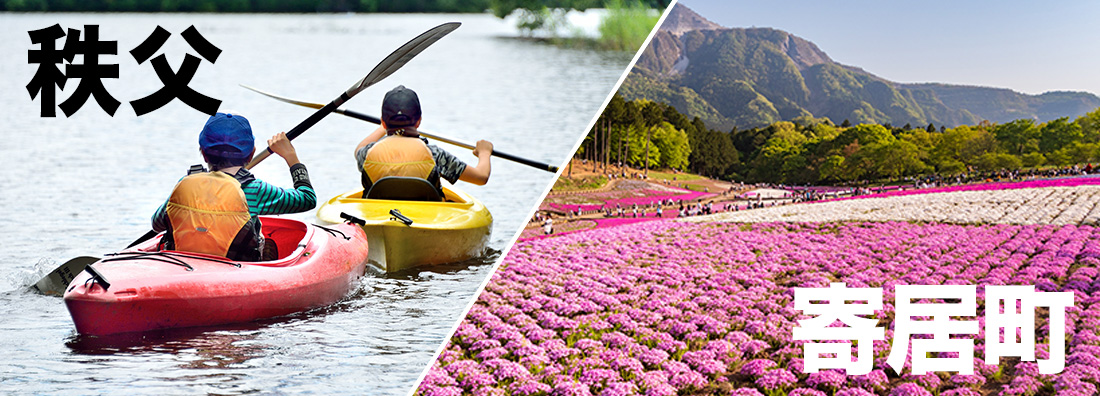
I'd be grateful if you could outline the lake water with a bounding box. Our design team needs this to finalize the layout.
[0,13,632,395]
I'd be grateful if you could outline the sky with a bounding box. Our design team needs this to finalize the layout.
[680,0,1100,97]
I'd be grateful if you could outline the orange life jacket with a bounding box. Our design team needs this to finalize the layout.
[362,136,436,183]
[165,171,252,258]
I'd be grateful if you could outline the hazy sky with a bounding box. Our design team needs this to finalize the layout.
[679,0,1100,96]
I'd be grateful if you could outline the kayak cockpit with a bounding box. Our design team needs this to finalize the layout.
[132,217,314,267]
[365,176,442,201]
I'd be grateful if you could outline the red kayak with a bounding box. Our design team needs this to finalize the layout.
[64,217,369,335]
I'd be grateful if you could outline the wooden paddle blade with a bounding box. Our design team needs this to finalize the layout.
[126,229,159,249]
[240,85,385,124]
[239,84,325,110]
[241,84,561,173]
[247,148,274,169]
[346,22,461,97]
[33,256,100,296]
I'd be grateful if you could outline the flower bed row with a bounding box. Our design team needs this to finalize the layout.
[521,207,740,243]
[828,176,1100,203]
[697,186,1100,226]
[417,221,1100,396]
[519,220,599,241]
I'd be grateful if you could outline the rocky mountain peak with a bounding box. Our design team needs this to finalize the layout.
[661,3,724,36]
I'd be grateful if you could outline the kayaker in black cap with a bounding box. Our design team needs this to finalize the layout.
[151,112,317,261]
[354,85,493,198]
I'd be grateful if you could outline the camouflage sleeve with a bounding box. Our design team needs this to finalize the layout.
[354,143,373,170]
[430,145,468,184]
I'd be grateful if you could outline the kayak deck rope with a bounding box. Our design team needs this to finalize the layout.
[312,224,351,241]
[102,251,244,270]
[102,252,193,271]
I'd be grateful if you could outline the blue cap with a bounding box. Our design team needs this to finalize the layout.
[199,112,254,159]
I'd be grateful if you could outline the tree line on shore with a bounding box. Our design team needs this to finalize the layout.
[579,93,1100,185]
[3,0,479,13]
[6,0,666,52]
[2,0,665,14]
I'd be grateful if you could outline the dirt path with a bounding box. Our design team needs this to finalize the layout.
[527,160,762,234]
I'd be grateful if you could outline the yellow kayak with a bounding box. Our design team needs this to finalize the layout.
[316,183,492,273]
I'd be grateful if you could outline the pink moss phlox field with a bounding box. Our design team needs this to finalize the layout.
[829,176,1100,203]
[417,220,1100,395]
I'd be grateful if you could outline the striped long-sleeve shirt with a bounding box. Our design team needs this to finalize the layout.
[152,163,317,233]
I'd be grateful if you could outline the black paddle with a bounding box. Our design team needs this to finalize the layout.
[239,85,561,173]
[33,256,99,296]
[32,230,157,296]
[246,22,461,169]
[32,22,461,296]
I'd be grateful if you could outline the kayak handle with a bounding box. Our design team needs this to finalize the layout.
[389,209,413,226]
[83,265,111,292]
[340,212,366,226]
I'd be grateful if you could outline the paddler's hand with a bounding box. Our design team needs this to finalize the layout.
[268,132,300,166]
[473,140,493,159]
[460,140,493,185]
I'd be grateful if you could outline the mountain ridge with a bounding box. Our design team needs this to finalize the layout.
[623,3,1100,131]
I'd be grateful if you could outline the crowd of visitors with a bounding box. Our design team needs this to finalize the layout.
[531,162,1098,236]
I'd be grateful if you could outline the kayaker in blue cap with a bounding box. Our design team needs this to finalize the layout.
[151,112,317,261]
[354,85,493,199]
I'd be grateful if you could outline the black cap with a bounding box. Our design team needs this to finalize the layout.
[381,85,421,128]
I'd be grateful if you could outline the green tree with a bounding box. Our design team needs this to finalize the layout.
[490,0,666,37]
[807,122,840,141]
[1054,141,1100,165]
[1021,152,1046,168]
[748,135,810,183]
[937,159,967,175]
[1039,117,1083,153]
[767,121,808,146]
[931,125,996,168]
[490,0,665,16]
[625,124,658,167]
[1076,108,1100,142]
[974,152,1022,172]
[817,155,847,182]
[992,119,1039,155]
[598,0,661,51]
[650,122,692,170]
[833,124,894,148]
[898,129,936,153]
[868,140,928,179]
[5,0,49,10]
[641,100,664,126]
[690,128,738,178]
